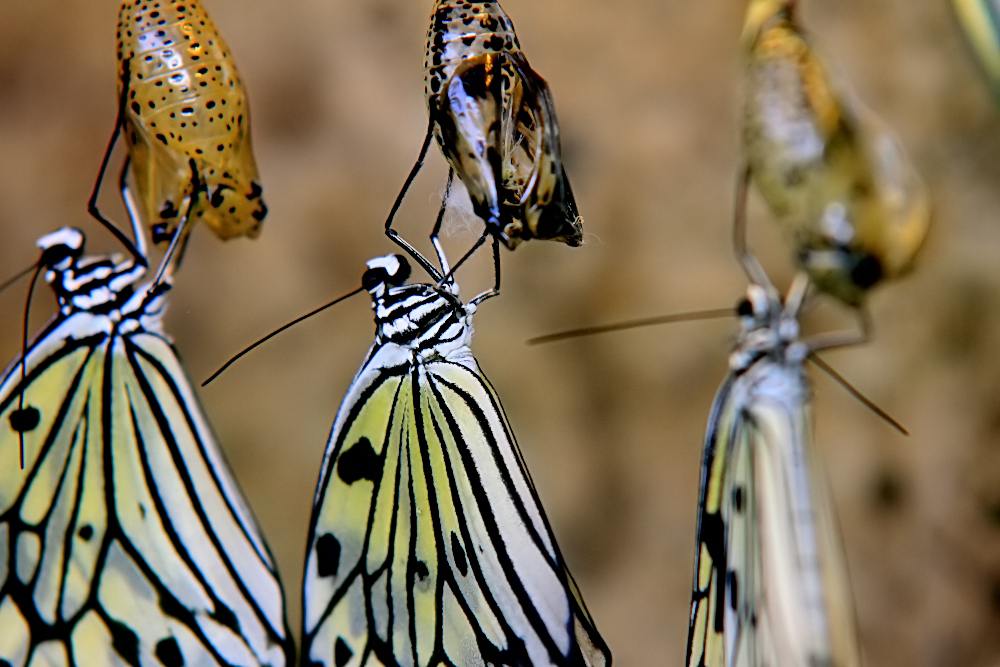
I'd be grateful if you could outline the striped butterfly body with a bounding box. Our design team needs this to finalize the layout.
[117,0,266,243]
[686,281,859,667]
[951,0,1000,101]
[741,0,929,306]
[423,0,581,249]
[302,255,610,666]
[0,229,292,665]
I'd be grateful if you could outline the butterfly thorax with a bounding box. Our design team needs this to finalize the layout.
[371,282,471,362]
[730,284,808,376]
[424,0,520,101]
[39,228,167,334]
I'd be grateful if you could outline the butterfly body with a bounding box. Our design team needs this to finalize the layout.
[741,1,929,306]
[302,255,609,666]
[117,0,266,243]
[0,229,292,666]
[423,1,581,250]
[686,284,859,667]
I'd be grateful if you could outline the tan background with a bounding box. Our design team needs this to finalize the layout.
[1,0,999,663]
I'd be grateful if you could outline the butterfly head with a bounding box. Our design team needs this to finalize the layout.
[731,282,804,371]
[362,254,412,298]
[37,227,85,271]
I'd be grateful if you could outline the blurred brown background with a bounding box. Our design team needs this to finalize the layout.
[1,0,999,663]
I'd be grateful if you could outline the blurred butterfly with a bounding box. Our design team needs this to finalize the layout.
[0,201,292,661]
[300,253,610,666]
[387,0,581,259]
[739,0,930,308]
[951,0,1000,102]
[685,275,861,667]
[92,0,266,259]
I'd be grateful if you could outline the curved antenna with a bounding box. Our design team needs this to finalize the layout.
[808,353,908,436]
[10,263,45,468]
[88,59,146,265]
[527,307,734,345]
[0,263,38,294]
[202,286,365,387]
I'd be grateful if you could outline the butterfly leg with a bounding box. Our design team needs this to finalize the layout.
[733,162,773,290]
[148,159,202,290]
[384,118,442,280]
[87,60,147,266]
[118,155,148,261]
[430,168,455,276]
[470,237,502,307]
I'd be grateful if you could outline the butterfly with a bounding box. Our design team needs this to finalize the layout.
[300,253,610,666]
[685,275,860,667]
[98,0,266,251]
[951,0,1000,102]
[739,0,929,307]
[386,0,581,259]
[0,222,293,665]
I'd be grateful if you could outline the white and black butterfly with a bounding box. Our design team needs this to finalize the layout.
[686,276,860,667]
[301,254,610,666]
[0,226,293,665]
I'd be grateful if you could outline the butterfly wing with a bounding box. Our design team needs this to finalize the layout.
[303,348,609,666]
[0,312,292,665]
[686,363,859,667]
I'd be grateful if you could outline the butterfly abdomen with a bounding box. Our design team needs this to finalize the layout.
[424,1,520,101]
[117,0,265,242]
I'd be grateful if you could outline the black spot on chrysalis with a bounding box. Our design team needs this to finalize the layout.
[316,533,342,578]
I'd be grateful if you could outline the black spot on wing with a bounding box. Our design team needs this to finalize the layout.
[451,532,468,577]
[316,533,342,578]
[727,569,740,611]
[209,602,240,635]
[732,486,745,513]
[78,524,94,541]
[9,406,40,433]
[155,637,185,666]
[335,637,354,666]
[337,437,383,484]
[413,559,429,581]
[109,618,141,666]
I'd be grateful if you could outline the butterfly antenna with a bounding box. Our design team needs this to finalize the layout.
[0,263,38,294]
[202,286,365,386]
[808,353,908,435]
[12,263,45,468]
[528,307,734,345]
